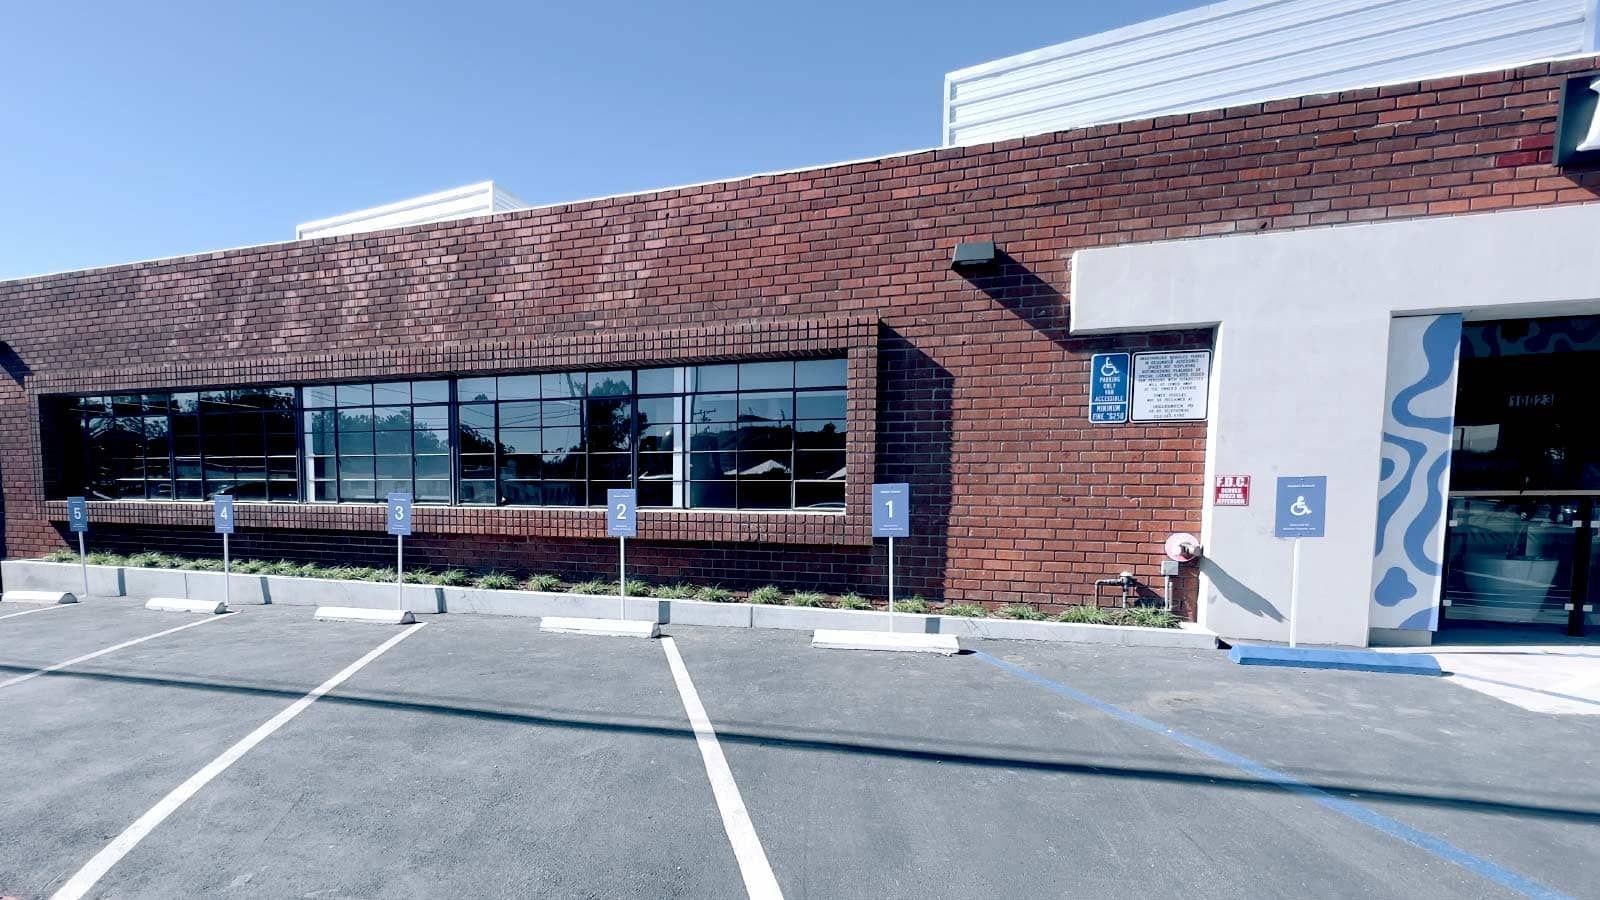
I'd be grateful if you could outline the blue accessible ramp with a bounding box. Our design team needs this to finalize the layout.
[1228,644,1442,676]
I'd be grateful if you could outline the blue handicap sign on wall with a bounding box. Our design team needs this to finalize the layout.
[387,492,413,536]
[213,495,235,534]
[1089,353,1130,424]
[607,488,637,537]
[1274,476,1327,538]
[66,496,88,533]
[872,483,911,538]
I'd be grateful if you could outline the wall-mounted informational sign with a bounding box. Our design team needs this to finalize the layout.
[1088,352,1130,424]
[66,496,88,533]
[1132,350,1211,422]
[1214,475,1250,507]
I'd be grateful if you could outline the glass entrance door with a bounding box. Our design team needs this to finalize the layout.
[1442,496,1587,630]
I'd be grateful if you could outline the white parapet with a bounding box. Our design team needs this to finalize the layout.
[540,616,661,639]
[812,629,960,655]
[146,597,229,615]
[1,590,78,605]
[314,606,417,625]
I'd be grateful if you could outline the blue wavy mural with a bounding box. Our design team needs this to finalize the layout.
[1370,314,1461,631]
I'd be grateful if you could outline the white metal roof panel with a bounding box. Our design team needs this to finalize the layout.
[944,0,1599,146]
[294,180,529,241]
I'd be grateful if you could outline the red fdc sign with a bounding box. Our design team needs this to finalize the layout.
[1214,474,1250,507]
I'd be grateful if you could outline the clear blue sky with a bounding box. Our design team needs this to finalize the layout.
[1,0,1197,280]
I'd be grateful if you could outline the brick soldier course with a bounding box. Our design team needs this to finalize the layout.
[2,57,1598,616]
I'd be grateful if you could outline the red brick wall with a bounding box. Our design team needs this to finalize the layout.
[3,57,1598,614]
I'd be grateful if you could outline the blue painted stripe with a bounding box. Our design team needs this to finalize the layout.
[972,650,1571,900]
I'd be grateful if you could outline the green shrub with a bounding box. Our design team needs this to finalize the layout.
[189,558,223,571]
[997,603,1044,620]
[1111,606,1180,629]
[267,560,319,577]
[944,603,989,618]
[43,549,77,563]
[403,569,441,584]
[1056,605,1112,625]
[696,585,734,603]
[524,573,564,592]
[476,572,519,590]
[434,568,471,587]
[836,592,872,610]
[232,559,266,574]
[653,583,697,599]
[892,596,930,614]
[622,579,654,597]
[789,591,828,607]
[127,551,162,568]
[747,585,785,605]
[369,567,398,582]
[570,579,613,595]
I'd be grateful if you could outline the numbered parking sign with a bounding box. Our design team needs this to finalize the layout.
[607,488,637,538]
[67,496,88,533]
[872,483,910,538]
[213,495,235,534]
[387,492,413,536]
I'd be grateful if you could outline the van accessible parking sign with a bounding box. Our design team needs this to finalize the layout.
[1274,476,1327,538]
[1088,353,1130,423]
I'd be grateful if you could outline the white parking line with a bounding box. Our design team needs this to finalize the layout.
[49,621,428,900]
[0,604,75,622]
[661,636,783,900]
[0,614,230,691]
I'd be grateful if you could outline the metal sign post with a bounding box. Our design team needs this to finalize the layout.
[67,496,89,597]
[872,483,911,632]
[1273,475,1327,648]
[608,489,638,621]
[387,493,413,613]
[213,495,235,609]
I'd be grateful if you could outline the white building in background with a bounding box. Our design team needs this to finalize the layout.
[295,180,528,241]
[944,0,1600,146]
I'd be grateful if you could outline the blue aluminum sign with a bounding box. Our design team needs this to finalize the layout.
[66,496,88,533]
[1274,476,1327,539]
[213,495,235,534]
[872,483,911,538]
[387,492,413,536]
[607,488,637,537]
[1089,353,1130,423]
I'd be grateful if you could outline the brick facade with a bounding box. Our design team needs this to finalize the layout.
[3,57,1598,615]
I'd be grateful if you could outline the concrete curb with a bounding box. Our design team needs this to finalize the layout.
[540,616,660,638]
[314,606,416,625]
[813,629,960,655]
[1,590,78,605]
[0,560,1219,650]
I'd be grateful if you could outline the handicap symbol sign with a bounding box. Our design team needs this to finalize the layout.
[1274,476,1326,538]
[1088,352,1130,424]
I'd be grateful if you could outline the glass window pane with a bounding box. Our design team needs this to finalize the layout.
[586,399,632,452]
[177,479,206,500]
[458,378,496,402]
[797,358,846,388]
[588,481,628,507]
[638,452,677,480]
[460,455,495,479]
[588,371,632,397]
[413,427,450,454]
[148,480,174,500]
[796,390,845,420]
[639,481,675,507]
[497,428,540,454]
[543,425,583,455]
[541,372,583,399]
[502,480,543,505]
[499,401,540,429]
[590,453,631,480]
[499,454,542,479]
[796,451,846,481]
[266,456,296,477]
[540,481,585,506]
[309,457,336,479]
[542,398,582,428]
[689,422,737,452]
[338,409,373,432]
[232,480,269,500]
[412,380,450,404]
[376,456,412,478]
[336,383,373,406]
[459,424,495,455]
[412,405,449,430]
[690,452,736,481]
[339,456,375,480]
[639,424,676,452]
[740,361,793,391]
[738,392,793,425]
[373,406,411,430]
[340,479,376,502]
[637,367,683,395]
[372,382,410,405]
[795,481,845,510]
[415,455,451,478]
[142,393,169,412]
[691,364,736,393]
[690,481,735,508]
[498,375,540,400]
[542,451,585,479]
[415,479,450,502]
[172,393,200,414]
[338,430,374,454]
[111,394,143,415]
[460,480,497,505]
[738,451,792,479]
[376,478,410,499]
[304,412,334,454]
[738,480,789,510]
[636,397,679,429]
[269,480,300,501]
[690,393,737,422]
[796,419,846,449]
[458,403,495,431]
[739,422,793,451]
[303,386,336,408]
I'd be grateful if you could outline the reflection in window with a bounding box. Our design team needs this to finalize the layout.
[304,381,450,503]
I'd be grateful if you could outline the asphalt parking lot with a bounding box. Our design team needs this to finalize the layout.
[1,598,1596,899]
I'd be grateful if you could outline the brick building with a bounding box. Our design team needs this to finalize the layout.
[4,52,1600,642]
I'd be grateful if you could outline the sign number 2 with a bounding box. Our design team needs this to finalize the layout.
[616,503,627,519]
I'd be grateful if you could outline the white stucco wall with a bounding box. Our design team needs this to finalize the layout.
[1070,203,1600,645]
